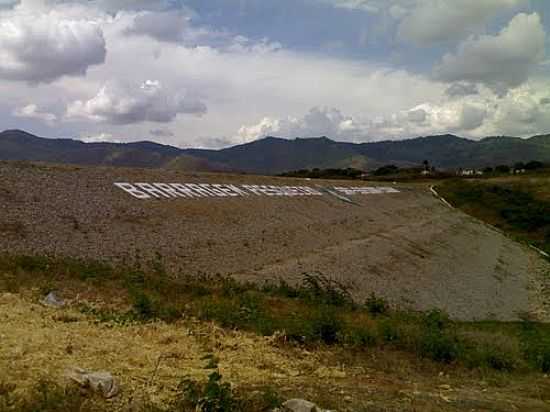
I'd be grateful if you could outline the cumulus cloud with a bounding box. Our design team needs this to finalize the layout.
[13,104,57,125]
[66,80,207,125]
[398,0,526,45]
[407,108,427,123]
[323,0,383,13]
[445,82,479,98]
[239,99,495,143]
[0,5,107,83]
[150,128,174,138]
[125,10,190,43]
[435,13,545,94]
[238,107,365,142]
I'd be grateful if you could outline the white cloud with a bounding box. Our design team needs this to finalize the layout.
[0,5,107,83]
[13,104,57,125]
[150,128,174,138]
[239,98,496,142]
[66,80,206,125]
[398,0,527,45]
[321,0,383,12]
[445,82,479,98]
[81,132,119,143]
[491,83,550,136]
[239,107,365,142]
[435,13,545,94]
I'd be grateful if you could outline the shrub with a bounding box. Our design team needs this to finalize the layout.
[309,307,344,344]
[176,356,240,412]
[301,273,354,307]
[418,329,460,363]
[418,311,460,363]
[365,293,389,316]
[131,290,155,319]
[346,326,378,347]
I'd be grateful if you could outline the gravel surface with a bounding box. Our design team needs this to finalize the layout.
[1,161,549,321]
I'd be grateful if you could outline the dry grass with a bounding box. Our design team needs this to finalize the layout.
[2,290,550,411]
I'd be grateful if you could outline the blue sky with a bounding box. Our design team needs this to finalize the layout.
[1,0,550,147]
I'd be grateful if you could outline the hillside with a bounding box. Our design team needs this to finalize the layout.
[1,161,550,411]
[2,129,550,174]
[1,160,549,321]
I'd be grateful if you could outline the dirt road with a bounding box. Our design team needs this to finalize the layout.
[1,161,549,320]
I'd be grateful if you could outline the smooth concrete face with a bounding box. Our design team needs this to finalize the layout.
[1,161,549,321]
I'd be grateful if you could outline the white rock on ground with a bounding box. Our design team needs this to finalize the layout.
[281,398,335,412]
[66,368,120,398]
[40,291,64,308]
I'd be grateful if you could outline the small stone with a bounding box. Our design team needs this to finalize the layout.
[66,368,119,398]
[40,291,64,308]
[282,399,334,412]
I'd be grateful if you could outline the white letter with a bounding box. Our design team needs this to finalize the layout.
[114,183,151,199]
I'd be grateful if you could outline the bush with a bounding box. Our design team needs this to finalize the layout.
[309,307,344,344]
[365,293,389,316]
[418,329,460,363]
[175,356,281,412]
[179,370,238,412]
[131,290,155,319]
[300,273,354,307]
[346,326,378,347]
[418,310,460,363]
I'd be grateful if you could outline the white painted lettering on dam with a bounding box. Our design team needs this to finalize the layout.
[114,182,400,200]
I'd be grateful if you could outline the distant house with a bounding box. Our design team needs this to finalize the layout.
[458,169,483,176]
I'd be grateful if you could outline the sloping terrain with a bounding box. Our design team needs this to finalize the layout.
[1,161,549,321]
[2,130,550,174]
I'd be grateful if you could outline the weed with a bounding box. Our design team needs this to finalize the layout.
[176,356,240,412]
[365,293,389,316]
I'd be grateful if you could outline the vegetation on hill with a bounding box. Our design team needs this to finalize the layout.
[2,255,550,371]
[436,177,550,256]
[3,129,550,174]
[279,168,363,180]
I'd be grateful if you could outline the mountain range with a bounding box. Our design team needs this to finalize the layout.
[1,129,550,175]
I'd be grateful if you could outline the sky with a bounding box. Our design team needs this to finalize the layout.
[0,0,549,148]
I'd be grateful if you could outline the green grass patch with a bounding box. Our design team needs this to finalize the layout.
[2,254,550,374]
[436,179,550,255]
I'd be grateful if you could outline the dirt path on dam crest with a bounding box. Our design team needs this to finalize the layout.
[1,161,549,321]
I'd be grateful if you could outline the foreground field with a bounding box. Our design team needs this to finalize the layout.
[1,161,550,320]
[1,257,550,411]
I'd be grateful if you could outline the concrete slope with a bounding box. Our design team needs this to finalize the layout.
[1,161,548,320]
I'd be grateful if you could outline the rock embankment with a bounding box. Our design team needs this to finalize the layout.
[1,161,549,320]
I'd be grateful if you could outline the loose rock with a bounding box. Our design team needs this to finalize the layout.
[66,367,120,398]
[281,398,334,412]
[40,291,64,308]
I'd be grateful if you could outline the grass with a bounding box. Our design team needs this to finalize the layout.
[436,178,550,256]
[0,372,281,412]
[2,255,550,376]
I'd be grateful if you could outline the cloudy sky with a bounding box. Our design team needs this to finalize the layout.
[0,0,549,147]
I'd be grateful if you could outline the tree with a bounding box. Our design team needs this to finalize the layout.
[525,161,544,170]
[495,165,510,173]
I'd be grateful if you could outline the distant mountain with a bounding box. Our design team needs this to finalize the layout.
[1,129,550,174]
[0,129,228,172]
